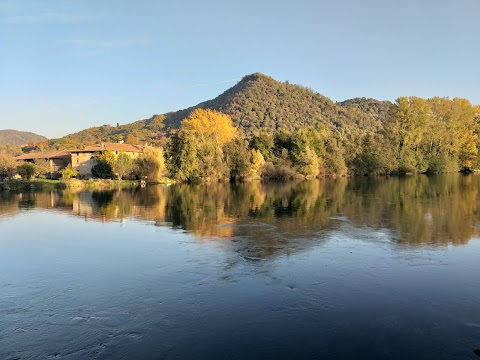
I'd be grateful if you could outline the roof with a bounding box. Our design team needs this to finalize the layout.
[71,142,145,153]
[15,151,71,161]
[15,143,145,161]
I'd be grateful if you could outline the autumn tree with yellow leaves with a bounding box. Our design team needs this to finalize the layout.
[165,109,240,182]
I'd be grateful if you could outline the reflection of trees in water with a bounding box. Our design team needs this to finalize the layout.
[165,183,238,237]
[342,175,479,245]
[17,192,36,209]
[0,192,21,217]
[139,175,480,247]
[1,174,479,250]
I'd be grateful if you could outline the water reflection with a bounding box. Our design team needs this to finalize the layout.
[2,175,480,360]
[1,174,479,248]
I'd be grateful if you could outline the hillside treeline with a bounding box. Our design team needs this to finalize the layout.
[42,73,392,150]
[6,74,479,182]
[164,98,479,182]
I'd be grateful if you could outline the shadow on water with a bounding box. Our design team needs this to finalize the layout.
[1,174,480,254]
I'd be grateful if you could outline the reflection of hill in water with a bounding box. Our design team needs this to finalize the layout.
[1,175,479,255]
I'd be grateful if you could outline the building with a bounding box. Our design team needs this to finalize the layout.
[15,150,71,179]
[70,143,144,178]
[15,142,145,179]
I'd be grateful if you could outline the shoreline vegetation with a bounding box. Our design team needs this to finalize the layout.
[0,179,151,192]
[1,74,479,185]
[1,172,478,193]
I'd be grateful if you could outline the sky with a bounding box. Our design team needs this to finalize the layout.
[1,0,479,138]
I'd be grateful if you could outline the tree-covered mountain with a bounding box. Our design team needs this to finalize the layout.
[18,73,480,178]
[47,73,391,149]
[0,130,47,146]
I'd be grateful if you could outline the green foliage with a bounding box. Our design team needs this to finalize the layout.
[17,162,36,180]
[46,73,389,152]
[224,136,250,180]
[165,109,236,182]
[61,164,78,180]
[92,151,116,179]
[29,73,479,179]
[165,131,201,182]
[383,96,479,174]
[249,131,275,162]
[351,134,389,175]
[114,152,134,179]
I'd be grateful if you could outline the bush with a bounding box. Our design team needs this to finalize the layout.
[17,162,36,180]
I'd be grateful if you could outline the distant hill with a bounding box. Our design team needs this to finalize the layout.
[0,129,47,146]
[48,73,392,149]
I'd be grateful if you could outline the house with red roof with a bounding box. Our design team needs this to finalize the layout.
[15,142,145,179]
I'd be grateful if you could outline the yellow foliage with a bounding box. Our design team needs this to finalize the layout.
[181,109,236,147]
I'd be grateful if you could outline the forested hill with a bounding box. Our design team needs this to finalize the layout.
[172,73,391,134]
[0,130,47,146]
[48,73,391,149]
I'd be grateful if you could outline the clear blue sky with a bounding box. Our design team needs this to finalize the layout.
[1,0,479,138]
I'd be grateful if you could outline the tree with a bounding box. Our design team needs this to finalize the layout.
[165,109,237,182]
[126,134,139,145]
[181,109,236,148]
[351,134,391,175]
[91,151,115,179]
[249,149,265,179]
[147,115,165,132]
[290,130,321,177]
[34,159,51,178]
[223,136,250,180]
[250,131,275,162]
[384,97,430,174]
[114,152,134,179]
[17,162,36,180]
[61,164,78,180]
[134,146,166,182]
[0,154,17,180]
[165,131,202,182]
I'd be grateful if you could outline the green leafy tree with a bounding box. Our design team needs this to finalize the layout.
[17,162,36,180]
[224,136,250,180]
[61,164,78,180]
[290,130,321,177]
[351,134,391,175]
[92,150,115,179]
[165,131,202,182]
[114,152,134,179]
[384,97,430,174]
[250,131,275,162]
[166,109,236,182]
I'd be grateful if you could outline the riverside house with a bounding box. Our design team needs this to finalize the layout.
[15,150,71,178]
[15,142,144,179]
[69,143,144,178]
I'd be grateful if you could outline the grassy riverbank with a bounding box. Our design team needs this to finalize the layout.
[0,179,142,192]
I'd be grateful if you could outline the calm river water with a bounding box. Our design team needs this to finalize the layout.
[1,175,480,359]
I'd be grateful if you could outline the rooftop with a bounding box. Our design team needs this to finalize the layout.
[15,151,71,160]
[71,142,145,153]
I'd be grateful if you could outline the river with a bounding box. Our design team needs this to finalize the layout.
[1,175,480,359]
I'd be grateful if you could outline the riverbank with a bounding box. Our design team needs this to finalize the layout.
[0,179,143,192]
